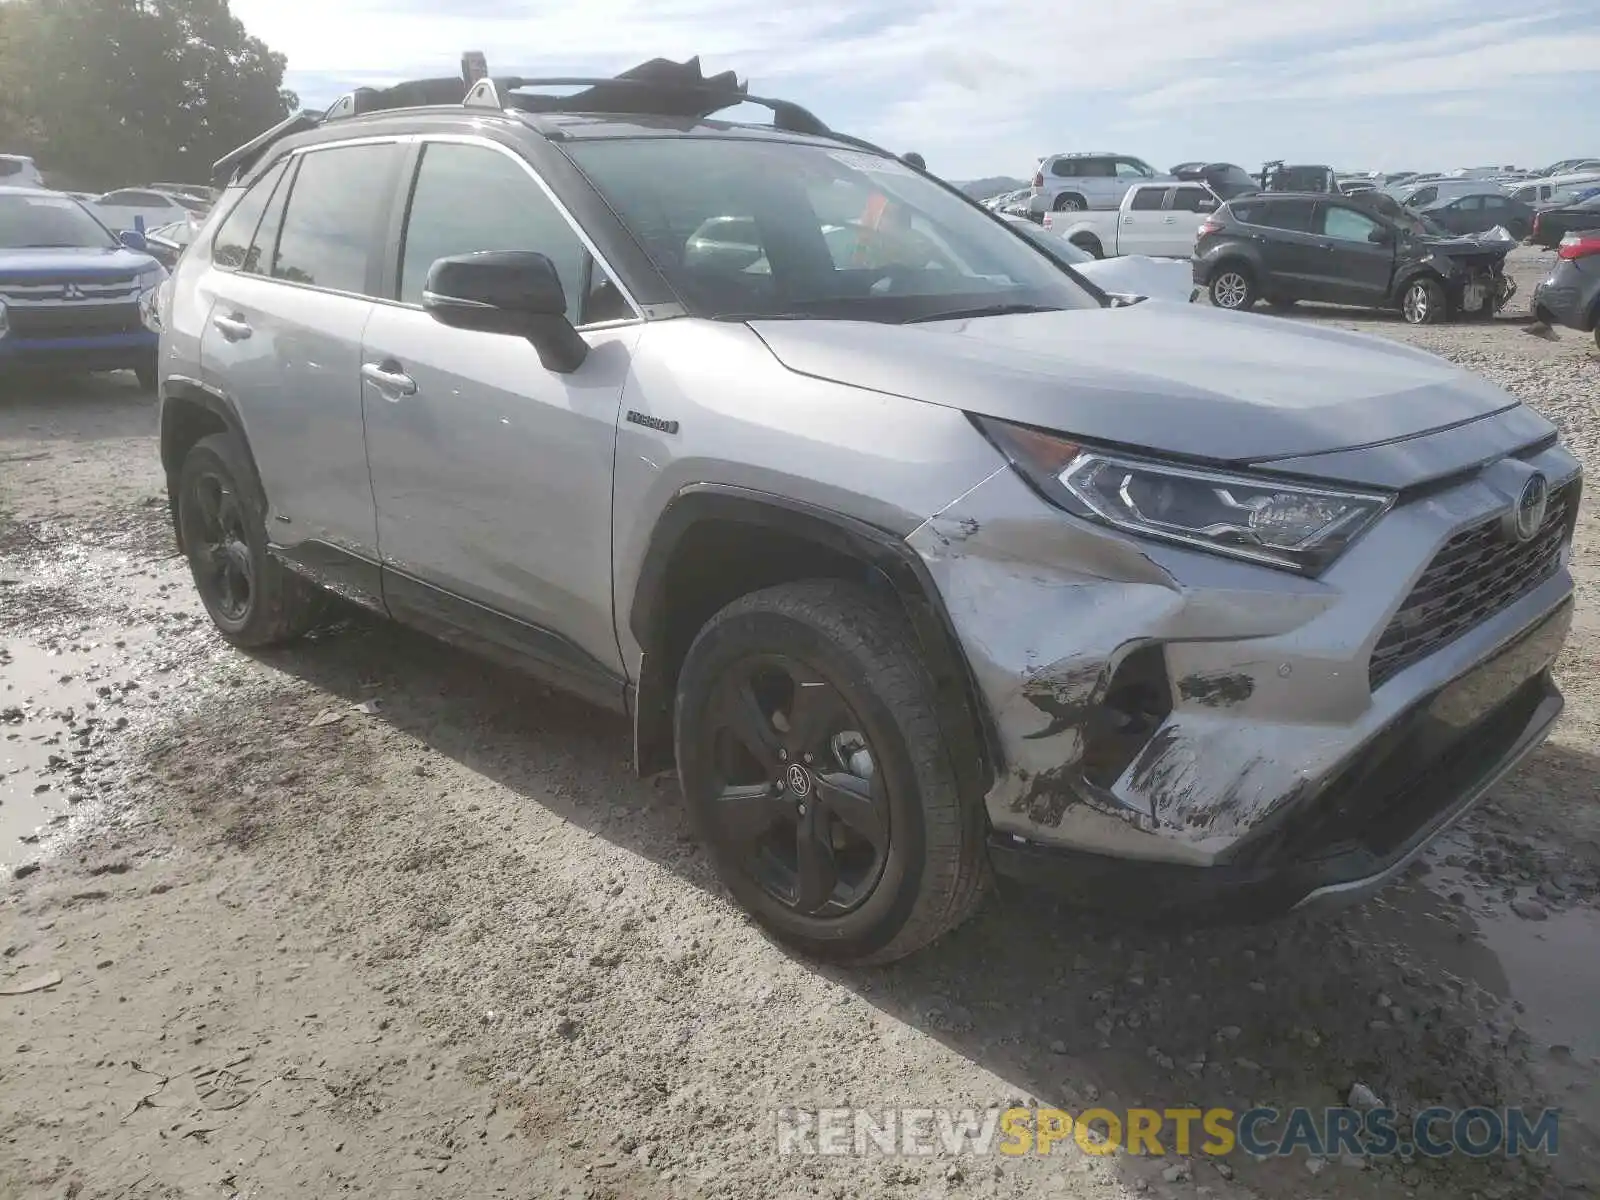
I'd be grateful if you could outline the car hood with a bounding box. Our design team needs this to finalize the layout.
[1074,256,1193,305]
[749,302,1521,464]
[1413,229,1516,257]
[0,246,158,279]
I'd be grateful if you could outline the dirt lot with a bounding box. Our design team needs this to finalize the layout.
[2,246,1598,1200]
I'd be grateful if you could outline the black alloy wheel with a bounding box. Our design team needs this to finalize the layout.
[675,580,988,964]
[703,653,890,917]
[184,468,255,627]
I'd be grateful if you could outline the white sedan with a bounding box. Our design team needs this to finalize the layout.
[88,187,206,235]
[1001,214,1197,304]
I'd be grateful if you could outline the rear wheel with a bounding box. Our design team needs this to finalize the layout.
[1401,276,1446,325]
[1053,193,1086,213]
[1070,234,1103,259]
[177,431,320,647]
[675,580,987,964]
[1209,266,1256,311]
[134,360,158,392]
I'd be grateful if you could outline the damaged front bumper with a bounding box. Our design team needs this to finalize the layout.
[908,444,1579,919]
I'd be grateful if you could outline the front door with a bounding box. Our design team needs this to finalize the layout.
[360,139,640,700]
[1254,199,1323,299]
[1309,203,1394,307]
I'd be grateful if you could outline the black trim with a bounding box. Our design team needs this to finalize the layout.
[378,141,426,301]
[271,539,386,615]
[383,568,628,714]
[627,484,999,806]
[159,380,262,550]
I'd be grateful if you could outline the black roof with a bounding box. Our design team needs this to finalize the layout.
[213,55,894,187]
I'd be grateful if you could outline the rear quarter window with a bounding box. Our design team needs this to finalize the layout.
[1227,200,1263,224]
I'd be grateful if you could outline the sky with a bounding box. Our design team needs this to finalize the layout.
[230,0,1600,182]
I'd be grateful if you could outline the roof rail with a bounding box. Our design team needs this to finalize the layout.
[213,54,891,189]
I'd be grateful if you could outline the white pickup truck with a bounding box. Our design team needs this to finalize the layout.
[1043,180,1220,258]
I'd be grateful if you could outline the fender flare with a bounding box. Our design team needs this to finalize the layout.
[627,483,999,806]
[158,375,264,549]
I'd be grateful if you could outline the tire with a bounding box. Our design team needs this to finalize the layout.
[1070,234,1104,259]
[1208,264,1257,311]
[1053,193,1086,213]
[134,361,158,392]
[1401,275,1446,325]
[176,431,320,647]
[674,580,987,965]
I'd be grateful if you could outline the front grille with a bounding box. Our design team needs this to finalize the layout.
[5,302,143,338]
[1369,479,1578,688]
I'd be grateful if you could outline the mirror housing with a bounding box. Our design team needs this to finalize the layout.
[119,229,148,252]
[1368,226,1395,245]
[422,251,588,373]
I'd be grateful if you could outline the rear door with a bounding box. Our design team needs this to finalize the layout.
[1252,199,1322,298]
[1115,185,1169,254]
[360,137,641,699]
[1309,202,1392,306]
[199,140,407,606]
[1156,184,1218,256]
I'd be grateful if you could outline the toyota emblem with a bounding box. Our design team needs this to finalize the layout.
[786,763,813,797]
[1508,473,1549,544]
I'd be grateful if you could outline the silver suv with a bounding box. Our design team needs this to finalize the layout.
[158,61,1580,964]
[1029,152,1173,214]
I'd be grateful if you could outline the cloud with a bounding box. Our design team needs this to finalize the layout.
[237,0,1600,178]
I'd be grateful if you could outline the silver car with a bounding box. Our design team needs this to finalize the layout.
[158,63,1580,964]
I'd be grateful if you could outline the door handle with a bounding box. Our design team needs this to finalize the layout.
[1164,216,1177,224]
[211,313,251,341]
[361,361,417,398]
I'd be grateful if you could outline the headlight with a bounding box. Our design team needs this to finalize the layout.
[976,417,1392,574]
[136,268,166,333]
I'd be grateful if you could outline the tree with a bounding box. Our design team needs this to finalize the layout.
[0,0,294,190]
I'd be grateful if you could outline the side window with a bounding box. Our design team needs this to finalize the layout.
[399,141,604,326]
[1320,206,1381,242]
[1049,158,1077,178]
[1129,187,1166,211]
[1229,200,1263,224]
[272,143,399,294]
[1260,200,1314,233]
[1454,195,1484,212]
[1115,158,1151,180]
[1171,187,1216,213]
[1481,195,1508,210]
[1079,158,1115,178]
[211,159,289,272]
[1407,186,1437,207]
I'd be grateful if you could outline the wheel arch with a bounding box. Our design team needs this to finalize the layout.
[159,378,262,552]
[627,484,999,809]
[1391,264,1448,304]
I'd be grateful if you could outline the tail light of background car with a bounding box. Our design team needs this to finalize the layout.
[1032,171,1044,190]
[1197,217,1224,238]
[1557,233,1600,261]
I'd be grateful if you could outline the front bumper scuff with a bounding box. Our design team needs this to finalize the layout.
[908,444,1578,913]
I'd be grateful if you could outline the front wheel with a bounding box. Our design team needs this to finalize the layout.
[177,431,321,647]
[1401,276,1446,325]
[674,580,987,964]
[1209,266,1257,311]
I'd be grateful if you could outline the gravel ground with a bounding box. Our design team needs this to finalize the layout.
[2,246,1598,1200]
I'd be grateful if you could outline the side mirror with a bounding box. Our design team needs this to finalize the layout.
[422,251,588,373]
[1368,227,1394,245]
[119,229,148,252]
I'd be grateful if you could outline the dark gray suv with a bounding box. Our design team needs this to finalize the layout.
[157,60,1580,963]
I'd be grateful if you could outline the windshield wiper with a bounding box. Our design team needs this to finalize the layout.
[904,303,1065,324]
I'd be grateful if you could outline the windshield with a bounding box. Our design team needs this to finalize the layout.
[564,137,1097,322]
[1007,220,1094,265]
[0,193,116,249]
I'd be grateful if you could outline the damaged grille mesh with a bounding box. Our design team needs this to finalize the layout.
[1369,480,1577,689]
